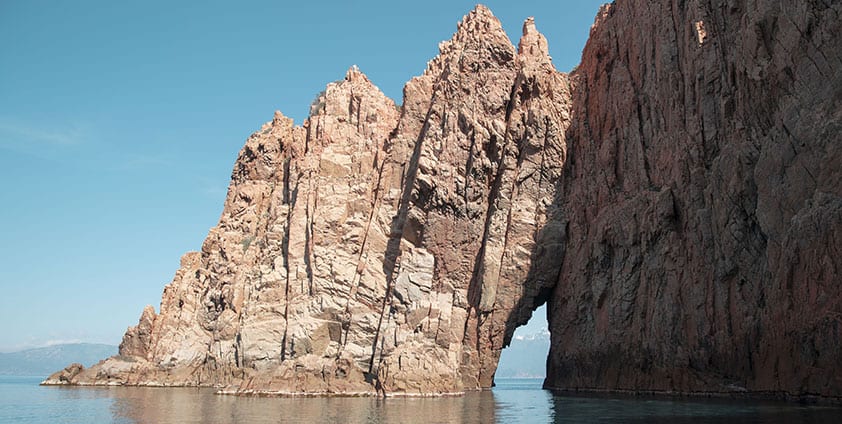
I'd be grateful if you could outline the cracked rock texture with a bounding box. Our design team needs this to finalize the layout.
[44,6,571,395]
[547,0,842,400]
[45,1,842,400]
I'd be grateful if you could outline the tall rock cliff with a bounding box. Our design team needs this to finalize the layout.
[45,1,842,400]
[548,0,842,399]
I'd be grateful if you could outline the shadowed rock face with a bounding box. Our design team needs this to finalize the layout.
[45,1,842,400]
[548,0,842,399]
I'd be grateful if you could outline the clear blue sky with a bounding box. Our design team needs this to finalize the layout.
[0,1,605,352]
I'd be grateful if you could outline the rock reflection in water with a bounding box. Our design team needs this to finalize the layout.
[108,388,497,423]
[548,393,842,424]
[25,379,841,423]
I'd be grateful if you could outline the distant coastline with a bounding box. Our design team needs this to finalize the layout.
[0,343,116,377]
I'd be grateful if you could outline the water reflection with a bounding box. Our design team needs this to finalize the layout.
[548,392,842,424]
[7,377,840,423]
[107,386,498,423]
[492,379,555,423]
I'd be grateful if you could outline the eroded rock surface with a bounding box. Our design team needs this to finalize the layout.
[44,1,842,400]
[44,6,571,396]
[547,0,842,400]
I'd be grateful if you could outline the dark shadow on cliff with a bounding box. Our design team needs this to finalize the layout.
[368,74,447,380]
[495,159,571,387]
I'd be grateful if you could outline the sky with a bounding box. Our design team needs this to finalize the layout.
[0,0,605,352]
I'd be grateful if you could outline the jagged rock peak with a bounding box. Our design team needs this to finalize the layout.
[344,64,368,84]
[457,4,503,34]
[452,4,511,47]
[271,110,292,128]
[309,65,394,118]
[517,17,551,65]
[421,4,515,78]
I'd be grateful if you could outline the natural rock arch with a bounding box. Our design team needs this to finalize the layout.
[47,6,572,395]
[46,1,842,401]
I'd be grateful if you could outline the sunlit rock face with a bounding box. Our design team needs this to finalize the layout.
[45,6,571,396]
[45,1,842,400]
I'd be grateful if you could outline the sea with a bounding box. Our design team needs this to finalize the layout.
[1,376,841,423]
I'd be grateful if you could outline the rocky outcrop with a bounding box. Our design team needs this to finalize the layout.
[546,0,842,401]
[45,363,84,384]
[44,6,571,396]
[45,2,842,401]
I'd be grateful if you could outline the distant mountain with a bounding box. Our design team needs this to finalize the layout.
[496,329,550,379]
[0,343,116,377]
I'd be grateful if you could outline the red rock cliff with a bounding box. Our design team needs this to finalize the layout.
[44,2,842,400]
[548,0,842,399]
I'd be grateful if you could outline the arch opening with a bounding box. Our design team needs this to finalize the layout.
[495,303,551,381]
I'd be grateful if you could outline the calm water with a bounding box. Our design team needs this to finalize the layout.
[2,376,841,423]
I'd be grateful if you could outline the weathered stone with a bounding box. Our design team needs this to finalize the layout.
[44,5,569,396]
[45,2,842,401]
[43,363,85,385]
[118,305,156,360]
[545,0,842,401]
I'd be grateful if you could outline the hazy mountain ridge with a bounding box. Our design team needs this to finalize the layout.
[497,329,551,379]
[0,344,116,377]
[512,328,550,342]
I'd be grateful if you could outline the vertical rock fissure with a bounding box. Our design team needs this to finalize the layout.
[464,129,477,213]
[280,178,299,362]
[305,181,316,296]
[472,79,519,314]
[350,151,386,299]
[368,79,443,381]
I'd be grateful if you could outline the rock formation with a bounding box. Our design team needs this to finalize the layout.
[546,0,842,400]
[45,1,842,401]
[45,6,570,396]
